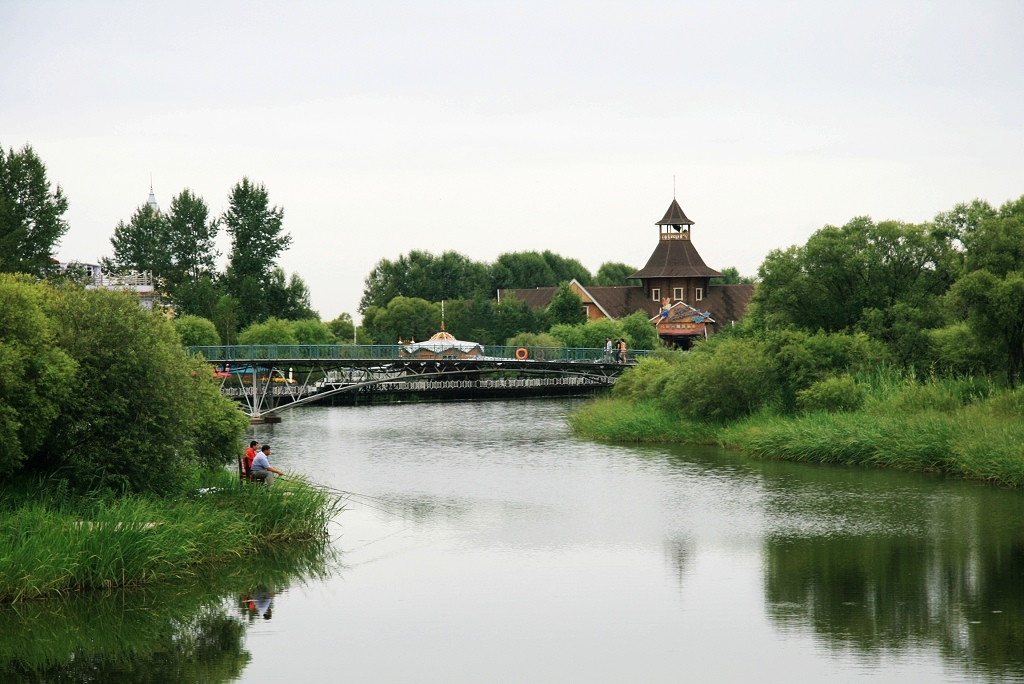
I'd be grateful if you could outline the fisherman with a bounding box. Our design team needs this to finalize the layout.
[250,443,284,486]
[243,440,259,477]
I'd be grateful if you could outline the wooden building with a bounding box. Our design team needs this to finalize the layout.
[499,198,754,346]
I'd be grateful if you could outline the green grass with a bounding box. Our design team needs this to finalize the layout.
[0,470,341,602]
[570,380,1024,488]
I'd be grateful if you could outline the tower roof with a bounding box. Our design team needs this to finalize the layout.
[147,182,159,212]
[629,238,722,280]
[656,198,694,227]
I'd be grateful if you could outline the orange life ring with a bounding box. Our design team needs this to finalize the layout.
[515,347,528,360]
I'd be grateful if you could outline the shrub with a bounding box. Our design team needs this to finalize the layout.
[505,331,562,348]
[796,375,866,413]
[619,310,661,350]
[173,314,221,347]
[663,337,773,421]
[613,357,675,402]
[237,317,298,345]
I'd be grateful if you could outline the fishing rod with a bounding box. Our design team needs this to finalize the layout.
[277,475,411,519]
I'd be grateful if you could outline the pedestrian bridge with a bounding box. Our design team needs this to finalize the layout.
[186,344,649,421]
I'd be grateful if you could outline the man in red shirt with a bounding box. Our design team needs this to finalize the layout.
[243,440,259,476]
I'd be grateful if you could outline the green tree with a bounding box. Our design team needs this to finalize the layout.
[107,204,169,277]
[165,189,218,289]
[949,195,1024,385]
[0,274,76,471]
[292,318,333,345]
[0,143,69,275]
[593,262,639,286]
[264,267,316,320]
[711,266,755,285]
[237,317,298,345]
[211,295,242,346]
[489,251,556,290]
[547,283,587,325]
[362,297,440,344]
[541,250,591,285]
[359,250,489,312]
[619,310,660,350]
[36,285,246,493]
[327,312,355,343]
[174,314,221,347]
[492,295,545,343]
[222,178,291,325]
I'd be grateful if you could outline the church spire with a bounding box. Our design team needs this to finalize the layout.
[147,175,160,212]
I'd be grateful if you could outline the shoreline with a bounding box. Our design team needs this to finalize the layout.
[569,396,1024,488]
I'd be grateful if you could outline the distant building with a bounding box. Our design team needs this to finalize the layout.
[401,323,484,359]
[499,198,755,347]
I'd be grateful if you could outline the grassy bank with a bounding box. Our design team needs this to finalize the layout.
[569,381,1024,487]
[0,470,341,602]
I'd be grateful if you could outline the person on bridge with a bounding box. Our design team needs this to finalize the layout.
[618,338,627,363]
[243,440,259,476]
[604,337,613,362]
[250,444,284,486]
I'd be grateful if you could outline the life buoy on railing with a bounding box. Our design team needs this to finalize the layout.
[534,349,546,361]
[515,347,528,360]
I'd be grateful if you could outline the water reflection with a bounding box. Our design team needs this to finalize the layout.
[762,464,1024,681]
[0,544,334,682]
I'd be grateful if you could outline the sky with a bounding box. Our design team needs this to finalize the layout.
[3,1,1023,322]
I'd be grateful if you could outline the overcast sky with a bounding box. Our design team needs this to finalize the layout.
[3,1,1023,321]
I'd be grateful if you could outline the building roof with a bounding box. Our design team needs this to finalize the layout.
[656,198,694,226]
[629,239,723,280]
[499,282,755,326]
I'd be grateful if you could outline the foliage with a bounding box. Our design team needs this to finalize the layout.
[568,398,713,444]
[796,375,866,413]
[547,283,586,325]
[173,314,221,347]
[612,356,679,402]
[491,295,546,343]
[505,331,562,348]
[593,261,639,286]
[237,317,298,345]
[291,318,334,345]
[165,189,219,293]
[362,296,440,343]
[710,266,755,285]
[0,143,69,276]
[619,310,661,350]
[360,249,490,312]
[107,204,168,277]
[28,285,247,493]
[263,267,316,321]
[221,178,291,326]
[663,337,773,421]
[327,312,355,343]
[489,250,591,291]
[0,469,339,601]
[0,274,76,472]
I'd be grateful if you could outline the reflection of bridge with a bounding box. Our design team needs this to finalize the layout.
[188,344,650,421]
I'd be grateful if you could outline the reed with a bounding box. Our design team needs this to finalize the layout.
[567,398,714,444]
[0,470,342,602]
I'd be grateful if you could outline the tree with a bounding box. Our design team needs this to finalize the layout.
[491,295,545,343]
[237,317,298,345]
[165,189,218,292]
[594,262,639,286]
[263,267,316,320]
[547,283,587,325]
[292,318,334,345]
[222,178,290,325]
[950,195,1024,385]
[711,266,755,285]
[541,250,591,285]
[107,204,169,277]
[362,297,440,344]
[327,312,355,343]
[0,274,76,471]
[0,143,69,275]
[619,310,661,350]
[359,250,489,312]
[36,285,246,493]
[489,251,556,290]
[173,314,221,347]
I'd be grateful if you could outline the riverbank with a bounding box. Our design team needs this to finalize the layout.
[569,387,1024,487]
[0,470,341,602]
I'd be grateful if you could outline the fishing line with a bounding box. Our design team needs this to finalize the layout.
[277,475,413,519]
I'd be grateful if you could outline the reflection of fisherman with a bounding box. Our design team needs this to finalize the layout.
[254,591,274,620]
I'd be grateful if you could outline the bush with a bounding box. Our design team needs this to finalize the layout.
[619,310,661,350]
[663,337,773,421]
[505,331,562,348]
[173,314,221,347]
[237,317,298,345]
[291,318,333,345]
[796,375,866,413]
[613,357,676,402]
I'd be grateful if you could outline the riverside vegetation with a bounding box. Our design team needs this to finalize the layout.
[0,274,340,601]
[572,195,1024,487]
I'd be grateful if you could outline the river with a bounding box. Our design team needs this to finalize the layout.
[6,399,1024,682]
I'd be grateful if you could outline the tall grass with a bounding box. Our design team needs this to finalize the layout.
[0,470,342,602]
[571,368,1024,488]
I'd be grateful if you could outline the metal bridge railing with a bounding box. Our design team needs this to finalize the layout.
[185,344,652,364]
